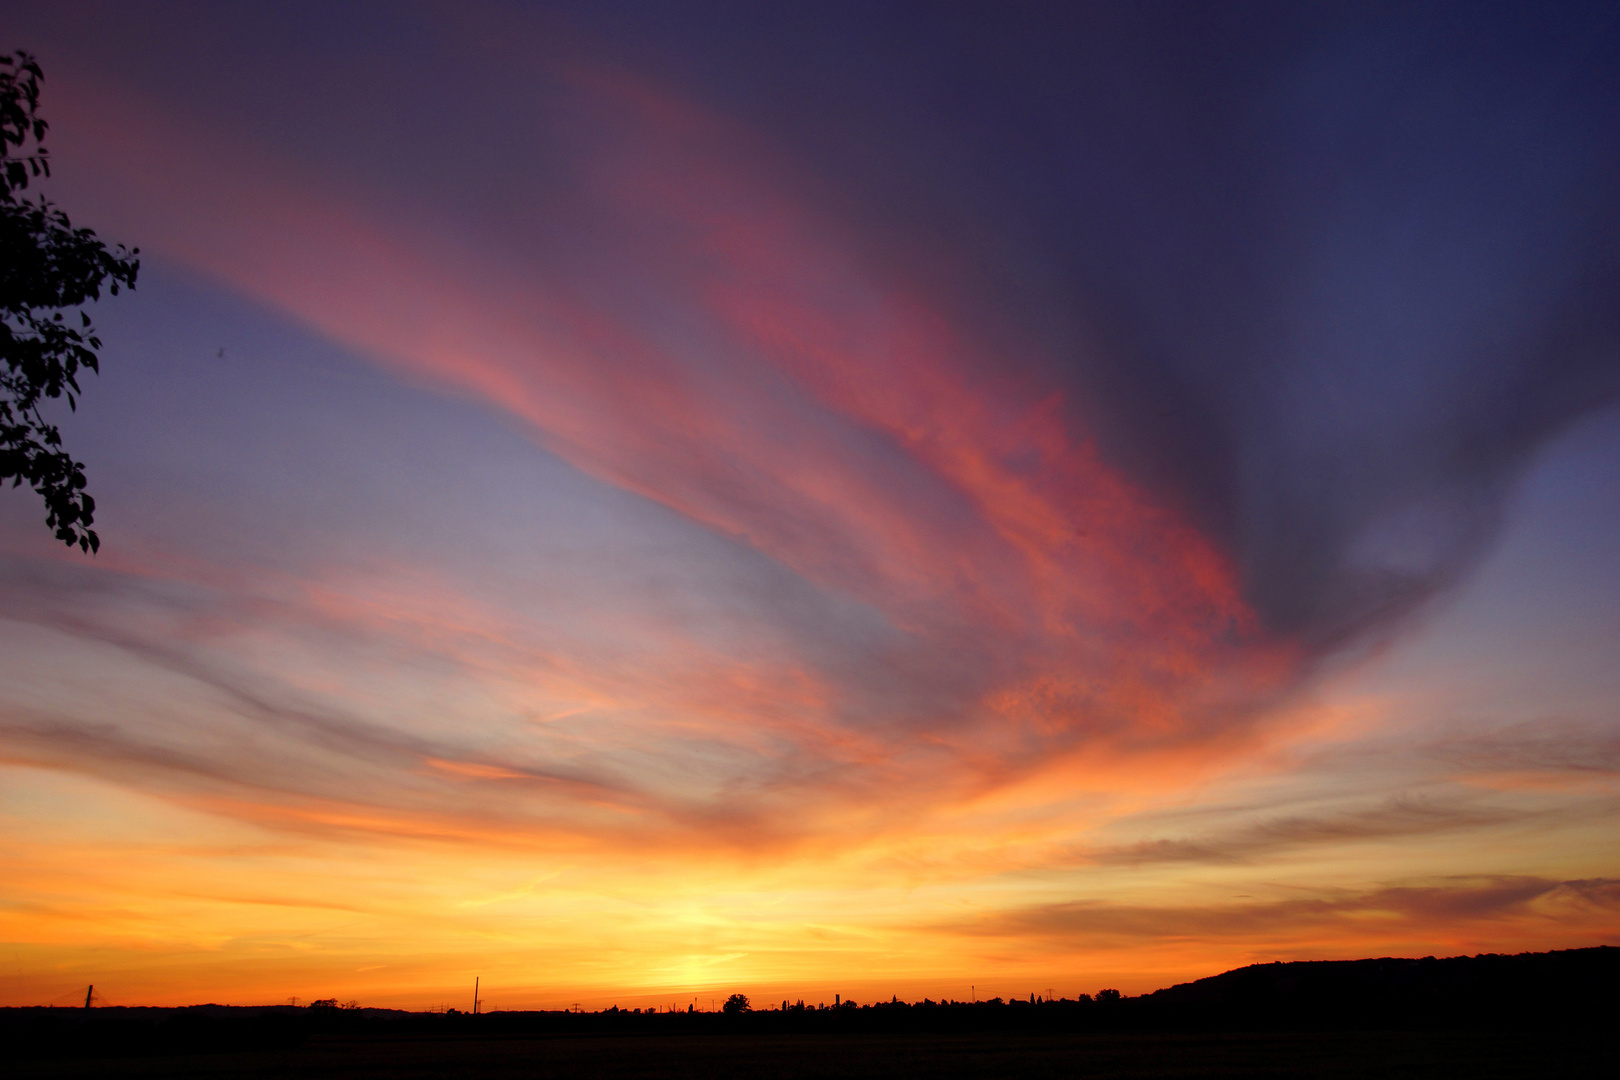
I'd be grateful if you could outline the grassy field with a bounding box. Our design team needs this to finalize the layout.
[5,1030,1610,1079]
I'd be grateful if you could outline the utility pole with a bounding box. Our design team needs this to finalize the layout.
[473,977,480,1016]
[84,984,93,1010]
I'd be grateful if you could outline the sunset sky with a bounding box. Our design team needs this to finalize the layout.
[1,1,1618,1011]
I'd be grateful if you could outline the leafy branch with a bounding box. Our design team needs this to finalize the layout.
[0,50,139,552]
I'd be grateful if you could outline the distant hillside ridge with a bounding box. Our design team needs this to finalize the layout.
[1144,946,1618,1024]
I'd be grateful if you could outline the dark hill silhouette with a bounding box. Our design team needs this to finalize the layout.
[1150,946,1618,1005]
[1143,946,1618,1029]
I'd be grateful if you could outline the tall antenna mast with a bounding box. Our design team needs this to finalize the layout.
[84,984,93,1010]
[473,977,479,1016]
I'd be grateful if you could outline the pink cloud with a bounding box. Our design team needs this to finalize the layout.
[31,51,1301,842]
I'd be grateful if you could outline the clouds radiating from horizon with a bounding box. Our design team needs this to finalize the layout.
[0,0,1617,1007]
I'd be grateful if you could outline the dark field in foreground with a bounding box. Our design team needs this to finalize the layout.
[5,1031,1611,1080]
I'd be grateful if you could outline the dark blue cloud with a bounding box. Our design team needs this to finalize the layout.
[558,0,1620,650]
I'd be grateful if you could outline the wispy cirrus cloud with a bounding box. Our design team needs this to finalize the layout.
[939,876,1620,949]
[17,38,1301,845]
[1084,796,1535,867]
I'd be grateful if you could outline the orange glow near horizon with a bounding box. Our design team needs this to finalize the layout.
[5,722,1616,1010]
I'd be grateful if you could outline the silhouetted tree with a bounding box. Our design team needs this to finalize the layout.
[1097,988,1122,1003]
[722,993,750,1014]
[1,51,138,552]
[308,998,358,1010]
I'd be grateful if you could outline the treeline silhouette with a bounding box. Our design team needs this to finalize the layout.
[2,947,1613,1063]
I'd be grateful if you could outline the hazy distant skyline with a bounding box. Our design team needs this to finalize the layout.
[1,0,1617,1010]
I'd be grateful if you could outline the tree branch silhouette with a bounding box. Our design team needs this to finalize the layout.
[1,50,138,552]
